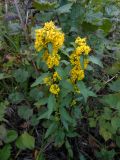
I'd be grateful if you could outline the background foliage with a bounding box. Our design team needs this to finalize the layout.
[0,0,120,159]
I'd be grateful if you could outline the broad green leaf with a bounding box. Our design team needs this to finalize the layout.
[77,81,97,102]
[4,130,18,143]
[101,93,120,109]
[31,73,49,87]
[111,117,120,131]
[100,18,112,34]
[99,127,112,141]
[57,3,73,14]
[109,79,120,92]
[0,101,8,122]
[89,56,103,68]
[0,144,11,160]
[18,105,33,120]
[96,148,115,160]
[47,94,56,119]
[16,132,35,150]
[33,1,57,11]
[9,92,24,104]
[0,125,7,140]
[45,122,57,138]
[79,154,86,160]
[13,69,29,83]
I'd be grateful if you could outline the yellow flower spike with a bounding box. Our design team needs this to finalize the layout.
[49,84,60,95]
[70,67,84,83]
[34,21,64,69]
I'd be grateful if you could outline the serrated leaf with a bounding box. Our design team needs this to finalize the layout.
[57,3,73,14]
[13,69,29,83]
[18,106,33,120]
[9,92,24,104]
[33,1,57,11]
[99,127,112,141]
[4,130,18,143]
[16,132,35,150]
[111,117,120,131]
[101,93,120,109]
[109,79,120,92]
[0,144,11,160]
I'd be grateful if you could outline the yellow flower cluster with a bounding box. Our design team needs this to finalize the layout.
[70,37,91,83]
[35,21,64,69]
[49,84,60,95]
[43,71,61,95]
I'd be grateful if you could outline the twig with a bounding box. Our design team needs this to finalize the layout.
[104,74,118,85]
[13,0,29,43]
[14,0,24,28]
[5,0,8,14]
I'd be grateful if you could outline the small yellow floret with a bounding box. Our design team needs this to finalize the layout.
[49,84,60,95]
[53,72,62,81]
[43,77,52,86]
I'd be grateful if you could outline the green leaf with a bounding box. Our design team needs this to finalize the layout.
[80,55,84,69]
[79,154,86,160]
[65,140,73,158]
[47,94,56,119]
[0,101,8,122]
[116,136,120,147]
[4,130,18,143]
[16,132,35,150]
[48,43,53,54]
[0,125,7,140]
[38,48,45,59]
[60,80,73,92]
[111,117,120,131]
[45,122,57,138]
[33,1,57,11]
[77,81,97,102]
[101,93,120,109]
[109,79,120,92]
[31,73,49,87]
[100,18,112,34]
[55,129,65,147]
[96,148,115,160]
[89,56,103,68]
[57,3,73,14]
[18,105,33,120]
[9,92,24,104]
[0,144,11,160]
[99,127,112,141]
[0,73,11,80]
[60,107,73,124]
[13,69,29,83]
